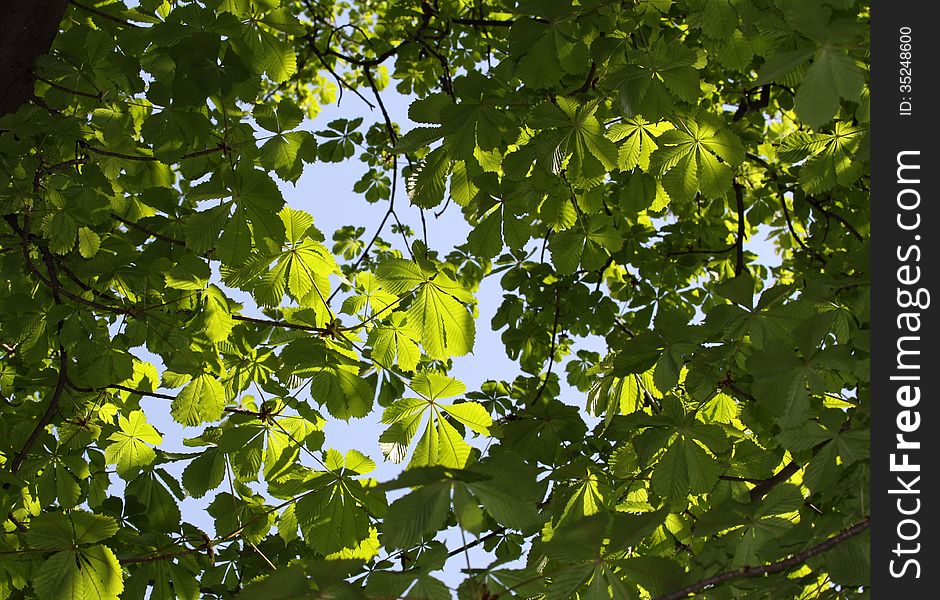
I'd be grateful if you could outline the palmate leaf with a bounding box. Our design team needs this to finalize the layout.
[795,48,865,129]
[342,271,398,317]
[171,374,227,426]
[34,546,124,600]
[283,340,373,420]
[124,560,199,600]
[406,275,475,361]
[779,122,866,193]
[104,410,162,478]
[368,313,421,372]
[379,373,490,469]
[296,480,371,555]
[648,113,745,201]
[529,97,618,185]
[382,482,450,549]
[607,116,672,172]
[294,451,380,556]
[28,511,119,548]
[612,41,700,120]
[1,0,872,597]
[549,215,623,275]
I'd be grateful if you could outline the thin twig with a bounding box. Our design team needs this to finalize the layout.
[70,0,142,28]
[363,68,398,144]
[733,183,746,276]
[779,193,825,263]
[110,213,185,245]
[656,517,870,600]
[6,348,68,475]
[531,287,562,405]
[231,314,330,335]
[33,75,103,100]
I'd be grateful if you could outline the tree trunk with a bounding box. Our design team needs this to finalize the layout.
[0,0,70,116]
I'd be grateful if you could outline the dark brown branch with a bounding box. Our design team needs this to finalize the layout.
[79,141,226,163]
[450,17,517,27]
[732,85,770,122]
[110,213,185,245]
[804,196,864,242]
[3,214,137,316]
[666,243,736,257]
[231,314,329,335]
[33,75,103,100]
[718,475,763,484]
[531,287,562,405]
[569,61,598,95]
[733,183,746,276]
[363,68,397,144]
[747,461,802,502]
[39,157,88,177]
[6,348,69,475]
[330,155,400,299]
[306,40,375,109]
[656,517,870,600]
[69,0,141,28]
[66,380,260,417]
[745,152,773,172]
[318,43,402,69]
[779,193,825,264]
[447,528,505,558]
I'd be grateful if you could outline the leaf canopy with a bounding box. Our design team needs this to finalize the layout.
[0,0,870,598]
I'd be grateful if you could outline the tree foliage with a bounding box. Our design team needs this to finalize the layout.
[0,0,869,599]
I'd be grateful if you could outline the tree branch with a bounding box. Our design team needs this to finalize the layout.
[804,195,864,242]
[231,314,329,335]
[110,213,186,245]
[79,140,226,163]
[33,75,103,100]
[656,517,870,600]
[450,17,517,27]
[780,193,825,264]
[569,61,598,95]
[733,183,746,276]
[6,347,69,475]
[363,67,397,144]
[531,287,562,405]
[69,0,141,28]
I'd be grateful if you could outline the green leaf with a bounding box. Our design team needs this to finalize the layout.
[105,410,162,478]
[77,227,101,258]
[795,47,865,128]
[35,546,123,600]
[28,511,118,548]
[296,481,371,555]
[406,147,452,209]
[171,374,226,426]
[182,448,226,498]
[649,114,744,201]
[608,116,671,171]
[617,557,685,598]
[369,313,421,372]
[441,402,492,435]
[408,277,475,360]
[237,566,313,600]
[382,483,450,548]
